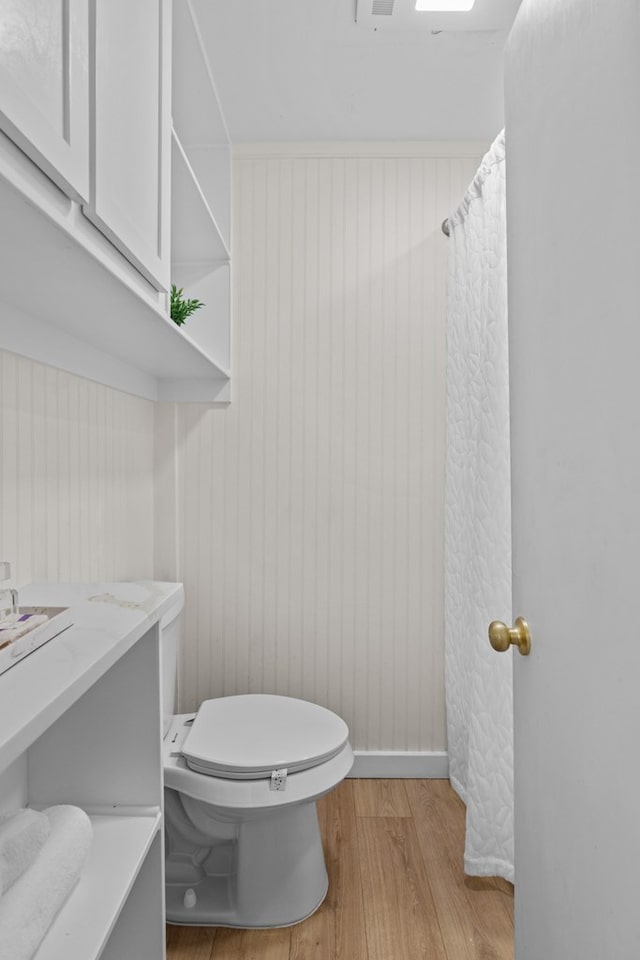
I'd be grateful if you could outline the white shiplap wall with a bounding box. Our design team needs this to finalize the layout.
[165,145,483,754]
[0,345,155,587]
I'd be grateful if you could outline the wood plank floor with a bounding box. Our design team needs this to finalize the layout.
[166,779,514,960]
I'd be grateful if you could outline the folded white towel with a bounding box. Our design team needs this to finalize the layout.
[0,809,50,896]
[0,805,93,960]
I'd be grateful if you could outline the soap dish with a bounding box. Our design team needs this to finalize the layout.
[0,606,73,676]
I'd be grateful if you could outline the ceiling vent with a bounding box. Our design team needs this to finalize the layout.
[372,0,395,14]
[355,0,520,32]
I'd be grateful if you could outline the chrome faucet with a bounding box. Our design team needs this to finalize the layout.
[0,587,18,614]
[0,562,17,614]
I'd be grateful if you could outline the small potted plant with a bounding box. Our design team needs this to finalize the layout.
[170,284,205,326]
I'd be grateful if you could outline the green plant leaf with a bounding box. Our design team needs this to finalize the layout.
[170,284,205,326]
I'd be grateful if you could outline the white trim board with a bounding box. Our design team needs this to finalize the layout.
[348,751,449,779]
[233,141,489,160]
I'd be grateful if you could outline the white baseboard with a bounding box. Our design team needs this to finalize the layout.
[348,751,449,779]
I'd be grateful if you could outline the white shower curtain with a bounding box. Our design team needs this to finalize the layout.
[444,131,514,882]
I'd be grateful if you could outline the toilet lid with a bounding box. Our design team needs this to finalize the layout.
[181,694,349,780]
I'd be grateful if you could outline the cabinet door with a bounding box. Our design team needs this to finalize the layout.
[85,0,171,291]
[0,0,89,201]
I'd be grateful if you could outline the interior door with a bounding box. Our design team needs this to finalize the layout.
[505,1,640,957]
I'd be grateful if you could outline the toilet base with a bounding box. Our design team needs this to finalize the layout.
[166,876,328,930]
[165,793,329,928]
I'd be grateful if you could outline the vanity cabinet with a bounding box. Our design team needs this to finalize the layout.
[0,581,183,960]
[84,0,172,292]
[0,0,90,202]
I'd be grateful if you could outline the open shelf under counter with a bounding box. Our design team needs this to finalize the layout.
[0,133,229,403]
[33,812,162,960]
[0,581,181,960]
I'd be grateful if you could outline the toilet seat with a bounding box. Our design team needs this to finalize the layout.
[181,694,349,780]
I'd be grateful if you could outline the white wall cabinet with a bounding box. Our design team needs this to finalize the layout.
[0,0,232,401]
[0,0,171,290]
[0,581,183,960]
[84,0,172,292]
[0,0,90,201]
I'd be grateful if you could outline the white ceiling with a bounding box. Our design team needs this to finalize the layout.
[191,0,523,142]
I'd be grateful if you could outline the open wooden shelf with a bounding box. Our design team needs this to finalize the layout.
[171,0,232,403]
[171,131,229,264]
[172,0,230,150]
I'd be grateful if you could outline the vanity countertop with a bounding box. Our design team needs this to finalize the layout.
[0,580,184,773]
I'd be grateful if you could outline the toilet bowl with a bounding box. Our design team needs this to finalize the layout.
[161,603,354,928]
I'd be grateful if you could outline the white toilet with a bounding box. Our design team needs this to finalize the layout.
[161,598,354,928]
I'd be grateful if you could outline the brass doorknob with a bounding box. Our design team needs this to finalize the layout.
[488,617,531,656]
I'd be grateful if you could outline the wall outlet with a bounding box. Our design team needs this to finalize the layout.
[0,563,11,583]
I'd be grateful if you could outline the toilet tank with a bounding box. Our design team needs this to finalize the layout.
[160,595,183,738]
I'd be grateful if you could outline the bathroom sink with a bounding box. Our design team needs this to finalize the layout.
[0,606,73,676]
